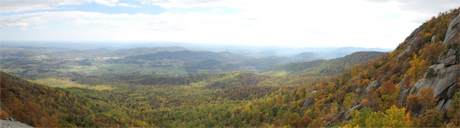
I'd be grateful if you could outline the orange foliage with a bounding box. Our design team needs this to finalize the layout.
[379,81,396,95]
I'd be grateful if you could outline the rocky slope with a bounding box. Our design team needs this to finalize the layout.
[368,9,460,112]
[0,119,33,128]
[305,8,460,125]
[409,48,458,110]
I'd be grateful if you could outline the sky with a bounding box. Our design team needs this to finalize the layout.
[0,0,459,48]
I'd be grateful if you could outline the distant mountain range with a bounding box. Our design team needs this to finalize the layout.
[258,51,386,76]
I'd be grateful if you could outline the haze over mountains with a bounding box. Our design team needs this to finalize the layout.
[1,1,460,127]
[1,41,391,58]
[1,41,389,78]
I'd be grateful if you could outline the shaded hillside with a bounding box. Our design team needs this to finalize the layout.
[183,59,240,74]
[242,52,323,70]
[215,86,282,100]
[316,47,391,58]
[0,72,99,127]
[293,52,324,60]
[259,51,385,76]
[71,71,271,89]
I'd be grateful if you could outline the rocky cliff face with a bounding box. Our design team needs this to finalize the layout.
[0,119,33,128]
[443,14,460,46]
[409,48,459,110]
[397,27,422,59]
[399,12,460,111]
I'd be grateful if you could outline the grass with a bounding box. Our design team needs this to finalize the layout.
[29,77,86,88]
[2,55,193,77]
[111,64,139,74]
[30,77,115,91]
[86,85,114,91]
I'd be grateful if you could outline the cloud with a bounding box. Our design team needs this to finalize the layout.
[0,0,141,13]
[210,8,224,13]
[32,26,50,30]
[144,0,248,9]
[118,3,139,7]
[364,0,460,14]
[141,0,165,4]
[0,0,92,13]
[94,0,119,7]
[20,27,28,31]
[1,0,458,48]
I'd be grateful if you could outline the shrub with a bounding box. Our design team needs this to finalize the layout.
[425,68,435,78]
[446,41,459,49]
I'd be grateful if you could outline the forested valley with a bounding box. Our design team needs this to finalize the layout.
[1,7,460,128]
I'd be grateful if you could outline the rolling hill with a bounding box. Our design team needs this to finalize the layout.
[259,51,385,76]
[128,50,246,62]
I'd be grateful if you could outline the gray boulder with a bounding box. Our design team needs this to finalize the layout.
[342,105,362,120]
[398,36,422,59]
[431,35,436,44]
[447,84,458,98]
[444,56,457,66]
[399,89,409,104]
[397,78,406,87]
[0,119,33,128]
[443,99,453,110]
[437,50,450,64]
[436,99,445,110]
[412,65,458,98]
[355,87,362,94]
[443,14,460,46]
[427,63,445,73]
[366,80,379,92]
[303,91,317,108]
[448,49,457,56]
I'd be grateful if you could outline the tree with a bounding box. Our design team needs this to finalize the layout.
[420,109,442,127]
[289,113,300,127]
[343,93,355,108]
[407,87,438,113]
[349,107,372,127]
[418,87,438,111]
[448,91,460,127]
[379,81,396,95]
[298,114,312,127]
[383,105,407,127]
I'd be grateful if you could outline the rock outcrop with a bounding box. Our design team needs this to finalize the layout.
[443,14,460,46]
[342,105,362,120]
[365,80,380,92]
[398,35,422,59]
[447,84,458,98]
[302,90,317,108]
[437,49,457,65]
[0,119,33,128]
[355,87,362,94]
[410,48,459,110]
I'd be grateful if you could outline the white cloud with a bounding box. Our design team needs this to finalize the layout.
[0,0,92,13]
[20,27,28,31]
[210,8,224,13]
[32,26,50,30]
[144,0,248,9]
[118,3,138,7]
[365,0,460,14]
[1,0,459,48]
[141,0,165,4]
[94,0,119,7]
[0,0,142,13]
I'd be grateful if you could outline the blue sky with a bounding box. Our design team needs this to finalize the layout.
[0,0,459,48]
